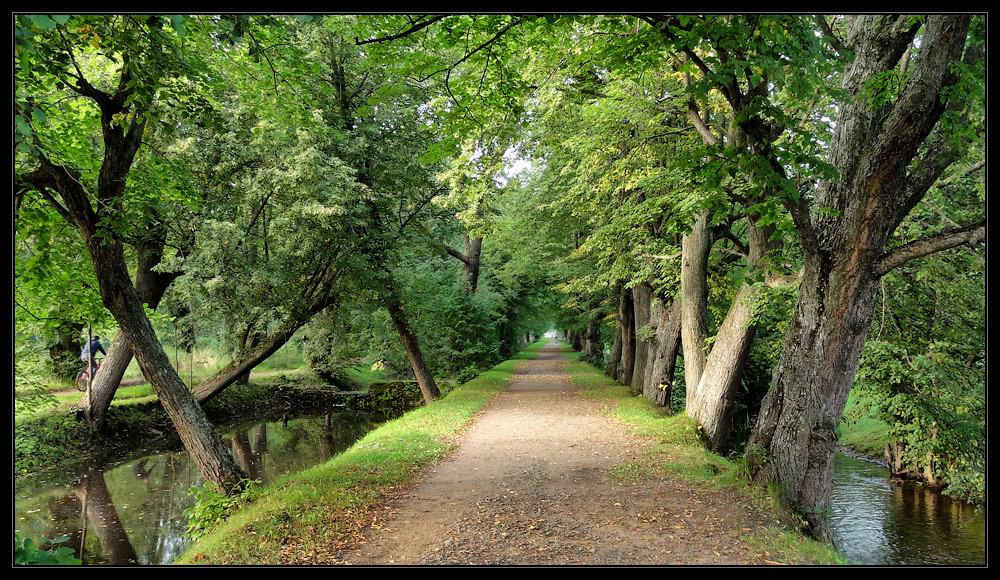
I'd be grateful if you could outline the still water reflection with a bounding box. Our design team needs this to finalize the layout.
[829,451,986,566]
[14,409,381,565]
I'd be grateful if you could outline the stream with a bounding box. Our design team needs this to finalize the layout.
[14,416,987,565]
[828,451,986,565]
[14,408,385,565]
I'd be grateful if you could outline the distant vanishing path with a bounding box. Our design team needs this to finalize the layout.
[337,342,776,565]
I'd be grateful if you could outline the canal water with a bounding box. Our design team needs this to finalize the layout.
[15,417,987,565]
[828,451,986,566]
[14,409,384,565]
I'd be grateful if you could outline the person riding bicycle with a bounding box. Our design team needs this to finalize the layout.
[81,335,106,378]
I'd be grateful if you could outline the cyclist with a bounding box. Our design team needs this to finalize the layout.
[81,335,106,379]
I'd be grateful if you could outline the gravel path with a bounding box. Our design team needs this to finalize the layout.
[339,342,774,565]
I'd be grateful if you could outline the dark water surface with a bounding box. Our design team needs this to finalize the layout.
[14,409,381,565]
[829,451,986,566]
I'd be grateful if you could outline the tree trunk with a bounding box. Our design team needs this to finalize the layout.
[383,291,441,405]
[630,283,653,396]
[690,216,777,451]
[605,287,624,381]
[615,287,636,387]
[89,235,248,493]
[681,209,714,413]
[86,234,179,431]
[48,319,83,380]
[191,265,342,404]
[583,315,601,360]
[641,294,682,408]
[190,315,314,403]
[463,235,483,293]
[748,15,974,542]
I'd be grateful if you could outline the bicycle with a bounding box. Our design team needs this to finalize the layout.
[74,361,101,391]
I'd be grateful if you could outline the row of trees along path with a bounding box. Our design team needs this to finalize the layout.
[333,342,784,566]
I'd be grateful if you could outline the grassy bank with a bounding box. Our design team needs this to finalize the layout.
[560,348,847,566]
[174,341,545,565]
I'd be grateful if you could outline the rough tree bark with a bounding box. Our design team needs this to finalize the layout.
[641,293,682,408]
[614,287,637,388]
[690,215,778,451]
[630,283,653,396]
[86,229,180,431]
[747,15,979,541]
[605,284,625,381]
[680,209,715,414]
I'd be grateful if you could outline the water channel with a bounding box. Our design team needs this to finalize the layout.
[828,451,986,566]
[14,411,986,565]
[14,409,385,565]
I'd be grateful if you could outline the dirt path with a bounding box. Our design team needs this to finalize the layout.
[338,343,775,565]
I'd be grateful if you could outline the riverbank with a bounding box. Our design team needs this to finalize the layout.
[14,376,360,480]
[177,341,844,565]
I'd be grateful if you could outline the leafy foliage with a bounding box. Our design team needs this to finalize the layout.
[183,479,262,540]
[14,533,81,566]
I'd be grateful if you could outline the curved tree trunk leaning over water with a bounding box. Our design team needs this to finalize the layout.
[25,156,247,494]
[747,15,983,541]
[85,229,180,432]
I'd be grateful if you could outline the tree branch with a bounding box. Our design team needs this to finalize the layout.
[414,222,473,266]
[877,222,985,277]
[814,16,847,52]
[355,15,449,45]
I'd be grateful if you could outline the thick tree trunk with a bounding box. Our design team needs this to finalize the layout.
[383,292,441,405]
[748,15,973,542]
[681,209,714,413]
[89,236,248,493]
[690,217,777,451]
[641,294,682,408]
[748,250,879,540]
[630,283,653,396]
[583,315,601,360]
[463,235,483,293]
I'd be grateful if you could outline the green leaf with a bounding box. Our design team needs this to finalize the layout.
[28,15,57,29]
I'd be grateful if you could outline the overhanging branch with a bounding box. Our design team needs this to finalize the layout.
[877,222,985,277]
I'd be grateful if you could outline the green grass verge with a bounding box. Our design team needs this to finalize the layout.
[561,351,848,566]
[174,341,547,565]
